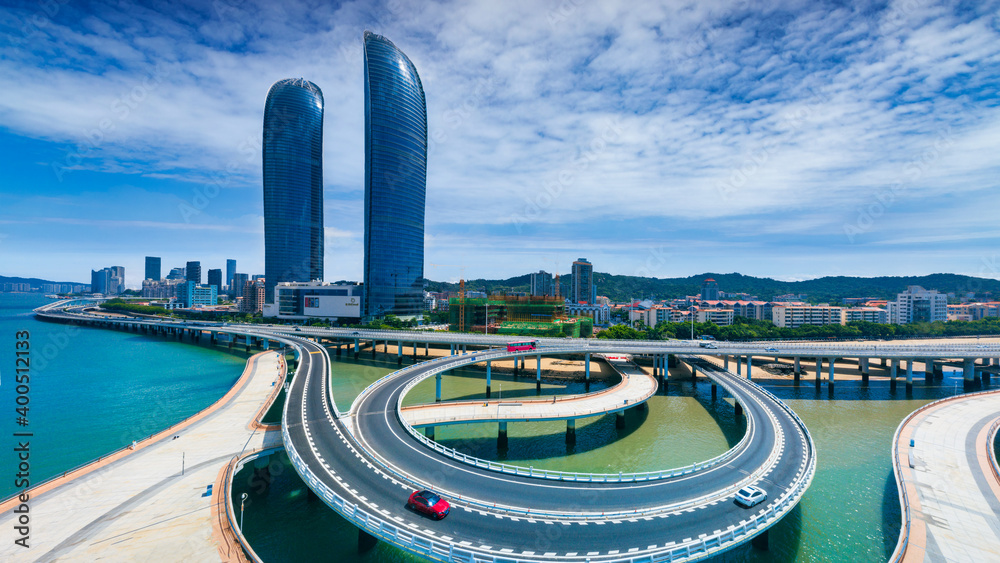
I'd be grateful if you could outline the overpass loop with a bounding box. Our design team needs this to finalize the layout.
[26,301,840,561]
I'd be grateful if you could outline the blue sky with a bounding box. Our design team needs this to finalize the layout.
[1,0,999,288]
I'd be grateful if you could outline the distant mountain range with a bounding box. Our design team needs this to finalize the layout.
[1,275,87,286]
[426,272,1000,304]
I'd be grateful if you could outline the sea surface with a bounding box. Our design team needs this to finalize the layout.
[0,293,248,499]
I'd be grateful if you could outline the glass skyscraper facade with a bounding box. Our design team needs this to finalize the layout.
[144,256,161,281]
[363,31,427,319]
[262,78,325,304]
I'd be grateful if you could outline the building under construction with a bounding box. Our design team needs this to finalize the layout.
[448,295,593,337]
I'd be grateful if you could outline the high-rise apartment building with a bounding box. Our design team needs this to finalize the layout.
[262,78,325,304]
[701,278,720,301]
[144,256,161,281]
[530,270,554,297]
[166,267,186,280]
[90,266,124,295]
[891,286,948,324]
[185,261,201,284]
[207,269,223,292]
[226,259,236,290]
[362,31,427,319]
[231,273,249,298]
[572,258,595,304]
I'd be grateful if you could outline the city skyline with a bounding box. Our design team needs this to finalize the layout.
[2,1,1000,287]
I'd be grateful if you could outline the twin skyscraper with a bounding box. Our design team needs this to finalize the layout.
[261,31,426,320]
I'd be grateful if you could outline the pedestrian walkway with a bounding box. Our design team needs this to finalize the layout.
[892,390,1000,562]
[0,351,284,562]
[399,357,656,426]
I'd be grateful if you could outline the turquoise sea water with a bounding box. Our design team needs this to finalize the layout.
[0,293,247,499]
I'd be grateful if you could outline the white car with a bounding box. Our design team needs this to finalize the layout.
[734,485,767,508]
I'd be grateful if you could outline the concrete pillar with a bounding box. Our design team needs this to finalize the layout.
[828,359,835,394]
[724,355,729,371]
[425,426,435,440]
[585,353,591,382]
[412,342,417,360]
[964,358,975,391]
[861,357,869,385]
[736,356,742,375]
[536,354,542,393]
[450,343,455,356]
[336,342,342,356]
[815,358,823,390]
[711,383,717,399]
[371,341,376,358]
[890,359,898,392]
[397,341,402,366]
[566,419,576,444]
[425,342,429,357]
[794,357,801,379]
[692,365,698,381]
[906,359,914,393]
[486,360,492,398]
[436,372,442,402]
[746,356,753,380]
[615,411,626,429]
[924,359,933,383]
[735,401,743,419]
[498,421,508,449]
[462,343,467,353]
[354,339,359,359]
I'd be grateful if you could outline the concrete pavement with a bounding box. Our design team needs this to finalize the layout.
[892,390,1000,562]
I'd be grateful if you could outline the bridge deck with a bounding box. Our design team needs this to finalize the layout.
[893,390,1000,562]
[399,356,656,426]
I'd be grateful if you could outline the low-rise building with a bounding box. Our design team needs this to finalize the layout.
[565,302,611,325]
[261,281,363,321]
[772,304,844,328]
[176,281,217,309]
[843,306,888,324]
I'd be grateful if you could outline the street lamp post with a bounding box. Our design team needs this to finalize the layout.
[240,492,248,531]
[690,306,696,340]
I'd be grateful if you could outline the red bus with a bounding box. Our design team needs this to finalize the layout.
[506,340,538,352]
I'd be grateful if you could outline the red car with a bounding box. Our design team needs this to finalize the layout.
[407,490,450,520]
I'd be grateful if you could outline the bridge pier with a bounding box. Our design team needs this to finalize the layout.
[450,343,455,356]
[566,419,576,444]
[736,356,742,376]
[615,411,626,429]
[711,383,717,399]
[724,355,729,371]
[906,360,914,394]
[735,401,743,420]
[794,357,801,383]
[397,341,402,366]
[425,342,429,357]
[536,354,542,393]
[815,358,823,390]
[691,365,697,382]
[924,359,933,383]
[486,360,492,398]
[752,529,769,551]
[585,353,591,392]
[964,359,976,391]
[436,373,442,402]
[358,529,378,553]
[861,357,869,385]
[336,342,342,356]
[371,341,376,358]
[425,426,435,440]
[412,342,417,361]
[498,421,508,449]
[746,356,752,380]
[354,339,359,359]
[934,362,944,380]
[890,360,898,392]
[828,359,835,395]
[210,332,217,344]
